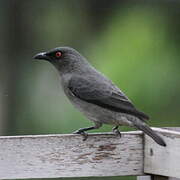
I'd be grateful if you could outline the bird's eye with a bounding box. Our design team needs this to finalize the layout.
[55,51,62,58]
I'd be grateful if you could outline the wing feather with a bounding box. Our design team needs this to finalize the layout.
[68,76,149,120]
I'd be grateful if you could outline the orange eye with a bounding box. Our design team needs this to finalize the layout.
[55,51,62,58]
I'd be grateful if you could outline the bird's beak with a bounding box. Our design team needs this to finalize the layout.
[33,52,50,61]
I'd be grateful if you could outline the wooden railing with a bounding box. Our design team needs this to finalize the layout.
[0,128,179,180]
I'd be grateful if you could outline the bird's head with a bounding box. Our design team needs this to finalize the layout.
[34,47,86,73]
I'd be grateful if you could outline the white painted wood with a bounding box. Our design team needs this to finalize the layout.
[0,131,144,179]
[1,128,180,180]
[137,175,152,180]
[164,127,180,132]
[144,128,180,179]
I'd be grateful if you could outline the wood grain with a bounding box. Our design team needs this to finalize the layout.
[0,131,143,179]
[144,128,180,179]
[1,128,179,179]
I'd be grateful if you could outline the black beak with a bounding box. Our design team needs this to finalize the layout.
[33,52,50,61]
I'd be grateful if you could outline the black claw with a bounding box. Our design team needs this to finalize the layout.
[81,132,88,141]
[114,129,121,138]
[73,130,81,134]
[112,126,121,138]
[73,126,96,141]
[73,130,88,141]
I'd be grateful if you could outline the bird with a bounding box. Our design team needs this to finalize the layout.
[34,46,166,146]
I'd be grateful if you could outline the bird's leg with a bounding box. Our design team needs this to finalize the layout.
[112,126,121,138]
[73,123,102,141]
[73,126,95,141]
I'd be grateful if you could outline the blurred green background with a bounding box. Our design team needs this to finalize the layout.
[0,0,180,180]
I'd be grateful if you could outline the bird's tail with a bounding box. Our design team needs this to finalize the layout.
[133,120,166,147]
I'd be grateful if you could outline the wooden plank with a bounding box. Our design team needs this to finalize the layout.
[164,127,180,132]
[144,128,180,179]
[137,175,152,180]
[0,132,144,179]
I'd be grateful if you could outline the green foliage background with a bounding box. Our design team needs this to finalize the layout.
[0,1,180,180]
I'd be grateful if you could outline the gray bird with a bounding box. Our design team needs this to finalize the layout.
[34,47,166,146]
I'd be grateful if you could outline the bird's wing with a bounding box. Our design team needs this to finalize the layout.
[68,76,149,120]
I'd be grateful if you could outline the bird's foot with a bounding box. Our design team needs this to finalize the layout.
[73,129,88,141]
[73,126,96,141]
[112,126,121,138]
